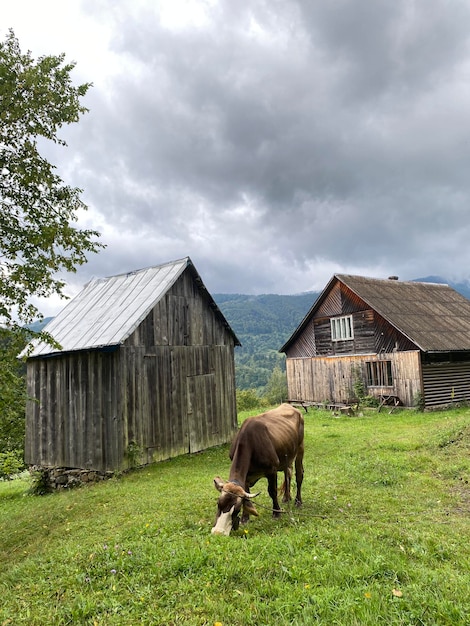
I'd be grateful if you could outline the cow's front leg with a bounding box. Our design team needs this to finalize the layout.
[267,473,282,518]
[240,487,259,524]
[241,491,250,524]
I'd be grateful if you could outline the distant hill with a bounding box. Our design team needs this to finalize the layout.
[27,317,54,333]
[214,292,315,337]
[213,292,317,391]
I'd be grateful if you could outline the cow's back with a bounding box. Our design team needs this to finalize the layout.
[260,403,304,454]
[230,403,304,471]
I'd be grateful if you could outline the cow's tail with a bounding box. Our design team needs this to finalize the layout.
[279,466,293,500]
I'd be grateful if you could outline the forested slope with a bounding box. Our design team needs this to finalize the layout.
[214,292,316,391]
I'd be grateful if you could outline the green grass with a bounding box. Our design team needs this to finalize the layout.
[2,406,470,625]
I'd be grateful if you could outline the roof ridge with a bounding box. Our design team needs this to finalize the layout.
[102,256,190,280]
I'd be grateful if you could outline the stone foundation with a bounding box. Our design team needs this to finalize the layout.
[30,466,115,490]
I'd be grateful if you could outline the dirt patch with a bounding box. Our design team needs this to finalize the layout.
[450,479,470,515]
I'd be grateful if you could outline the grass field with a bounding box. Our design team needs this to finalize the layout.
[1,406,470,625]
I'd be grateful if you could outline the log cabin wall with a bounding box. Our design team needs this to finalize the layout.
[286,282,417,359]
[422,361,470,407]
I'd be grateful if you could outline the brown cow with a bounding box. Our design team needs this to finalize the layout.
[211,403,304,535]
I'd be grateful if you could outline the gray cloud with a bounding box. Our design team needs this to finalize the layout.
[6,0,470,314]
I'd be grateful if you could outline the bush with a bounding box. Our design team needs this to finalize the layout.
[126,440,143,469]
[237,389,263,412]
[414,391,425,412]
[0,449,24,479]
[28,467,52,495]
[351,365,366,402]
[264,365,288,405]
[361,395,380,408]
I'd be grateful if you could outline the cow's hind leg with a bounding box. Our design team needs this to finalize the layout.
[267,473,282,518]
[294,446,304,507]
[280,466,292,503]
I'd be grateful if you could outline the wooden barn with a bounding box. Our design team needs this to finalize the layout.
[24,257,240,474]
[281,275,470,409]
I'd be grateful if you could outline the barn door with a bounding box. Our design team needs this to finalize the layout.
[186,373,216,453]
[143,352,173,462]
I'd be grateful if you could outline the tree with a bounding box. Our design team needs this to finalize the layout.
[0,29,103,330]
[0,30,103,457]
[265,365,288,405]
[0,328,25,463]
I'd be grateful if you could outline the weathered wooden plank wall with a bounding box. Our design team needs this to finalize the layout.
[124,343,237,464]
[25,351,122,471]
[286,351,421,407]
[26,266,238,473]
[422,361,470,406]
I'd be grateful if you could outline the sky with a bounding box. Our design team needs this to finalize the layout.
[4,0,470,316]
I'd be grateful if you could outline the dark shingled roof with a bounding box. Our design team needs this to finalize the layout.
[337,275,470,352]
[283,274,470,353]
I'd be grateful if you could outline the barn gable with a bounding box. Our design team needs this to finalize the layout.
[25,258,240,476]
[27,257,239,356]
[281,275,470,409]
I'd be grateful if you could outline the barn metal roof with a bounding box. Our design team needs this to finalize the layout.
[27,257,240,357]
[281,274,470,353]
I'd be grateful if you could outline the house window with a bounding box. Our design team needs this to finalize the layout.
[366,361,393,386]
[331,315,354,341]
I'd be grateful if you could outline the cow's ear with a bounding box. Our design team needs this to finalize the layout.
[214,476,226,492]
[243,499,259,517]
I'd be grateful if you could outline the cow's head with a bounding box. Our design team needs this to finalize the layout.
[211,477,260,536]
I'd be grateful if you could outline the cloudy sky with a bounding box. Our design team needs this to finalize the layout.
[4,0,470,316]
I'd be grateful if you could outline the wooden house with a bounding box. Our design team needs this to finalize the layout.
[281,275,470,409]
[25,257,240,475]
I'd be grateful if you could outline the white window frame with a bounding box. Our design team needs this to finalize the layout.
[330,315,354,341]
